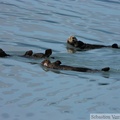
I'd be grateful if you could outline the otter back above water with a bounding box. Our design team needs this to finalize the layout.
[41,60,110,73]
[67,36,119,51]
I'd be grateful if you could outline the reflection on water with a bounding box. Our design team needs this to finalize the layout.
[0,0,120,120]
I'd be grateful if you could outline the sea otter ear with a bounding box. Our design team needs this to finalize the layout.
[67,36,78,43]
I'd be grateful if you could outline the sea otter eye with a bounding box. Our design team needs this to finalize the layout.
[67,36,77,44]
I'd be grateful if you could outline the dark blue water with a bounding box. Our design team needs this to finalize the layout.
[0,0,120,120]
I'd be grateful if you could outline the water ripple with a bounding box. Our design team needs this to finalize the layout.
[0,0,120,120]
[96,0,120,4]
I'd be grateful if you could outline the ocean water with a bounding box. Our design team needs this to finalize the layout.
[0,0,120,120]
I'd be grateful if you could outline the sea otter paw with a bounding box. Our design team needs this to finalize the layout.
[101,67,110,72]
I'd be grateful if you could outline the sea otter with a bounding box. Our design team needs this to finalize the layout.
[23,49,52,58]
[0,48,52,59]
[67,36,119,50]
[41,59,110,72]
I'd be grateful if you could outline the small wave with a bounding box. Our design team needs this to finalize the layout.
[96,0,120,4]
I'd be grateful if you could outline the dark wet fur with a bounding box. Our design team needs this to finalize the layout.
[23,49,52,58]
[0,48,10,57]
[0,48,52,59]
[41,60,110,72]
[67,36,119,50]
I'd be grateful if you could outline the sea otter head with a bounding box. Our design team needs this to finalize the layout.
[67,36,78,45]
[41,59,51,67]
[24,50,33,57]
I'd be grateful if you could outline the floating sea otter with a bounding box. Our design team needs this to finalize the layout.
[0,48,52,58]
[23,49,52,58]
[67,36,119,51]
[41,59,110,72]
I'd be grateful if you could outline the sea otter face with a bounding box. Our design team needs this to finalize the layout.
[41,59,51,67]
[67,36,78,45]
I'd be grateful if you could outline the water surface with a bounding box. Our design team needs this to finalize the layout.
[0,0,120,120]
